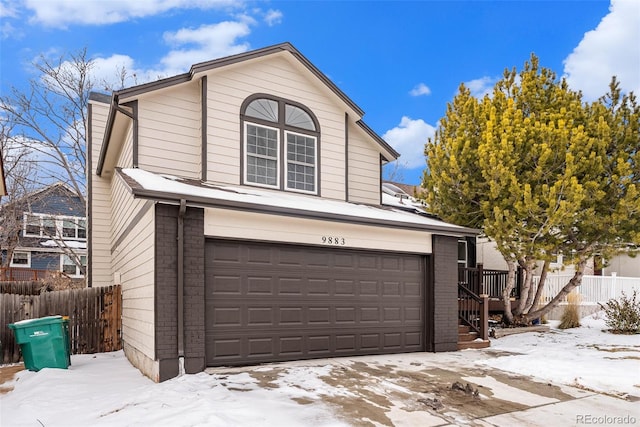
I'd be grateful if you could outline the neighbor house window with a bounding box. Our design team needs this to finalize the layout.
[242,95,319,194]
[458,239,467,269]
[10,251,30,268]
[61,254,87,277]
[23,213,87,240]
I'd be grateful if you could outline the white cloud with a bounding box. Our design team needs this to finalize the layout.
[382,117,436,169]
[264,9,283,26]
[563,0,640,100]
[83,19,258,86]
[21,0,241,28]
[409,83,431,97]
[159,21,252,75]
[0,1,19,18]
[464,76,496,98]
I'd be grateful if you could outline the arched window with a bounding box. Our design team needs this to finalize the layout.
[241,94,320,194]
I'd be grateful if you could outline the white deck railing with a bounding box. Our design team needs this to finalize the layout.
[533,274,640,304]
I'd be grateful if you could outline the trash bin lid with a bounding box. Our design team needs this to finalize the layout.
[10,315,63,327]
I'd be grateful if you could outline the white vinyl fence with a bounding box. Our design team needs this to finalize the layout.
[533,274,640,305]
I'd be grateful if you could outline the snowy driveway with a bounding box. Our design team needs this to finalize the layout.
[204,349,636,426]
[2,316,639,426]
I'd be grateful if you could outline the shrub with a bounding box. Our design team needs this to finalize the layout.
[599,290,640,334]
[558,291,581,329]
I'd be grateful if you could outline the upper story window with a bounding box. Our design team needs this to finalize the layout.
[241,95,320,194]
[24,213,87,240]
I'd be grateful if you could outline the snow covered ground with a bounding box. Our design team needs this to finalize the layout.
[1,313,638,426]
[479,314,640,399]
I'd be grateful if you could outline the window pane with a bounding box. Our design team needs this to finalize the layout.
[246,124,278,186]
[287,163,315,191]
[78,219,87,239]
[247,125,278,156]
[62,219,76,238]
[285,104,315,131]
[25,215,40,236]
[12,252,29,265]
[62,255,77,275]
[286,133,316,192]
[458,241,467,262]
[245,99,278,122]
[43,217,57,237]
[247,157,278,186]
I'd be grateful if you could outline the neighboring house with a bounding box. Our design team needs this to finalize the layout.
[88,42,478,382]
[477,237,640,277]
[0,183,87,280]
[382,182,477,270]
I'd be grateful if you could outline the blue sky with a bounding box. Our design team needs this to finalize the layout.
[1,0,638,185]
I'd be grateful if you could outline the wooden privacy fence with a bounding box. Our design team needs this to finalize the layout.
[0,283,122,364]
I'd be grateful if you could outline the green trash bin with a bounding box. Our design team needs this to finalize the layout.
[8,315,71,371]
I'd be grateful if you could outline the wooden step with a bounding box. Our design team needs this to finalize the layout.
[457,339,491,350]
[458,324,471,334]
[458,331,479,342]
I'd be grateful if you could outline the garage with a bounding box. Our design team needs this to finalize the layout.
[205,239,428,366]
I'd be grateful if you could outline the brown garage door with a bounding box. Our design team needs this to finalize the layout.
[205,240,427,366]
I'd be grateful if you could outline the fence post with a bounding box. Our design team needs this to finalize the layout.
[480,293,489,341]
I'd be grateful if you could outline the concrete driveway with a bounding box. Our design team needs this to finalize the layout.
[206,349,638,427]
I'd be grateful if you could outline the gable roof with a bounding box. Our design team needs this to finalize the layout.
[0,182,81,211]
[92,42,399,176]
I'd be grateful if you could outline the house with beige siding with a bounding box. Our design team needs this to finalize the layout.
[88,43,478,382]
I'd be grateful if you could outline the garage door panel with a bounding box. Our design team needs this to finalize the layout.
[206,240,427,366]
[210,275,243,294]
[307,278,330,295]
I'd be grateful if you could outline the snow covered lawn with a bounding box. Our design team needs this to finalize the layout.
[1,314,638,426]
[479,313,640,399]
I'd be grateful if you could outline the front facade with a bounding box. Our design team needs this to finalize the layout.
[0,183,87,280]
[88,43,476,382]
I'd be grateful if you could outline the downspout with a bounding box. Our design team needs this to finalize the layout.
[177,199,186,374]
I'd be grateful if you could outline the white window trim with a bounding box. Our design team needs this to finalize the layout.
[10,251,31,268]
[243,122,281,190]
[61,254,86,278]
[23,212,87,241]
[284,130,318,195]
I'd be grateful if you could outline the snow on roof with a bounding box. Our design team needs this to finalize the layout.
[120,168,476,235]
[40,240,87,249]
[381,192,430,214]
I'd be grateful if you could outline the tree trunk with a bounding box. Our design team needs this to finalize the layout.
[528,260,550,313]
[514,259,535,315]
[501,259,518,324]
[522,259,588,322]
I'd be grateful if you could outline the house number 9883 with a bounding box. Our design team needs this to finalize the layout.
[322,236,346,245]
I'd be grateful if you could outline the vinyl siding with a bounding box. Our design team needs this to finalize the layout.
[205,55,346,199]
[204,208,432,254]
[605,254,640,277]
[348,121,381,205]
[137,84,201,179]
[111,173,156,361]
[117,121,134,169]
[89,100,113,287]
